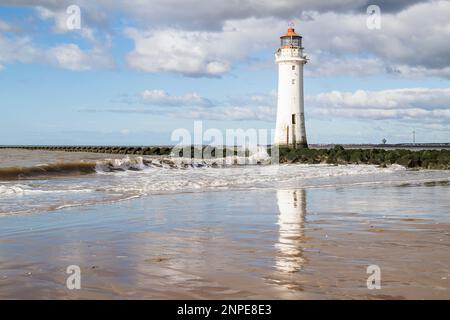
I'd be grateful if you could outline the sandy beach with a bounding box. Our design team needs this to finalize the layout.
[1,181,449,299]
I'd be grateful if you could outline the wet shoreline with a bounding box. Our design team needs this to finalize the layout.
[0,184,449,299]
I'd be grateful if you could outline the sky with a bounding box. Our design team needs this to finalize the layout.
[0,0,449,145]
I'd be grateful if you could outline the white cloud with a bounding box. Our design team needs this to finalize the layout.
[298,1,450,77]
[124,18,281,76]
[305,54,385,77]
[0,35,40,69]
[0,4,114,72]
[36,6,69,33]
[47,44,113,70]
[120,1,450,78]
[309,88,450,110]
[10,1,426,22]
[0,34,113,71]
[83,87,450,135]
[35,5,98,42]
[308,88,450,122]
[168,91,277,121]
[0,19,11,31]
[83,90,277,121]
[312,107,447,120]
[141,89,213,107]
[3,1,450,78]
[125,27,228,76]
[36,0,422,30]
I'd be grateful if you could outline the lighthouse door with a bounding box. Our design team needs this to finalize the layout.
[291,114,297,147]
[286,125,289,144]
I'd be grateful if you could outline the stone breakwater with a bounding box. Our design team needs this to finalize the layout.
[0,145,174,155]
[279,145,450,170]
[0,145,449,169]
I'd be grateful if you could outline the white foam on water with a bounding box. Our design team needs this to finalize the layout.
[95,156,147,172]
[95,163,408,195]
[0,184,27,195]
[1,152,447,216]
[0,185,95,196]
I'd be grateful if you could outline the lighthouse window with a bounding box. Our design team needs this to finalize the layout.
[292,38,301,47]
[292,114,296,124]
[291,79,295,84]
[281,37,301,47]
[292,65,295,70]
[281,38,291,47]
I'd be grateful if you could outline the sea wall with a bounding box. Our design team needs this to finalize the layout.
[0,145,174,155]
[278,145,450,169]
[0,145,449,169]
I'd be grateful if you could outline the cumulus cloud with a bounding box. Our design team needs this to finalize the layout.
[13,0,425,30]
[0,34,113,71]
[106,0,362,30]
[0,35,40,69]
[0,3,115,72]
[309,88,450,110]
[305,54,385,77]
[2,0,423,30]
[124,18,280,76]
[82,90,277,121]
[119,1,450,77]
[83,86,450,136]
[313,107,450,121]
[47,44,113,70]
[36,6,73,33]
[2,1,450,78]
[308,88,450,122]
[35,4,106,42]
[125,28,230,76]
[165,90,276,121]
[141,89,213,107]
[299,1,450,77]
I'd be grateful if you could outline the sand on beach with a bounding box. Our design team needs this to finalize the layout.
[0,183,449,299]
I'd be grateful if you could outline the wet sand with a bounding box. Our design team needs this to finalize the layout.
[0,184,449,299]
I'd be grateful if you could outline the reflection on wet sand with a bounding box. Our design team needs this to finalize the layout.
[1,184,449,299]
[275,189,306,274]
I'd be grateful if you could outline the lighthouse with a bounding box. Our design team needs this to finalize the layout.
[274,26,308,148]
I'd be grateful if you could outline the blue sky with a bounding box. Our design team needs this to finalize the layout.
[0,1,449,145]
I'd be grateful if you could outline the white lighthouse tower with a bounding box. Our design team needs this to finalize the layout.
[274,25,308,148]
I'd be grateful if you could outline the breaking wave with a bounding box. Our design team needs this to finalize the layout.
[0,161,97,180]
[0,149,273,180]
[2,148,447,215]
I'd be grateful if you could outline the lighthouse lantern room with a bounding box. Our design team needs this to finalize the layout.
[274,25,308,148]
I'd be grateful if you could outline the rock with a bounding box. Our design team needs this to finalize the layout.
[333,145,345,151]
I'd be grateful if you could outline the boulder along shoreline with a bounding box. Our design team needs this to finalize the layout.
[0,145,449,169]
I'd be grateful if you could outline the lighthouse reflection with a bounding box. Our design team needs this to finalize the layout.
[275,189,306,274]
